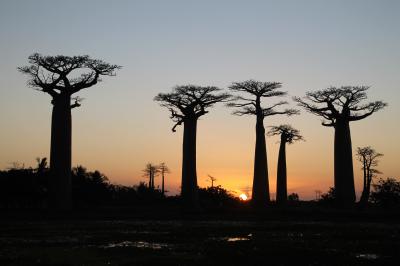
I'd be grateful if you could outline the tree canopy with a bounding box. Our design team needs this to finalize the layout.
[154,85,231,131]
[294,86,387,126]
[268,124,304,144]
[18,53,121,98]
[227,80,298,117]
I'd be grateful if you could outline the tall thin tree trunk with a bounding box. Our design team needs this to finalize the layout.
[149,173,152,189]
[181,118,199,209]
[334,119,356,205]
[360,168,372,206]
[151,171,154,189]
[49,94,72,209]
[162,172,165,195]
[359,159,368,206]
[365,171,372,202]
[252,114,270,206]
[276,137,287,205]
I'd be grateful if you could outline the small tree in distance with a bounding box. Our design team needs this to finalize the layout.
[207,174,217,188]
[143,163,159,189]
[268,125,303,205]
[227,80,298,206]
[18,53,120,209]
[154,85,230,209]
[356,146,383,207]
[158,162,170,196]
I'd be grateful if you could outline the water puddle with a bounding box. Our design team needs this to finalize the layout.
[102,241,170,250]
[356,253,379,260]
[214,233,252,242]
[226,237,250,242]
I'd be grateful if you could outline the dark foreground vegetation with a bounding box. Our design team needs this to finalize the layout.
[2,161,399,210]
[1,163,400,265]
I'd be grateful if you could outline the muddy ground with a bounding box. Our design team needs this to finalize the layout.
[1,212,399,265]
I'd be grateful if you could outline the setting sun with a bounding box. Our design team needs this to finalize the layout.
[239,194,248,201]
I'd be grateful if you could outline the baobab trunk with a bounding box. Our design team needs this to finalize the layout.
[365,177,372,202]
[276,137,287,205]
[161,173,165,195]
[360,173,372,206]
[359,162,368,206]
[49,94,72,209]
[334,119,356,205]
[181,118,199,209]
[252,115,270,206]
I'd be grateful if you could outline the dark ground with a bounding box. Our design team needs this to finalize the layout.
[1,206,400,266]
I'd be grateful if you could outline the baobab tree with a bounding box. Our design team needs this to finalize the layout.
[356,146,383,207]
[294,86,387,205]
[143,163,159,189]
[18,53,120,209]
[158,162,170,195]
[154,85,230,209]
[207,174,217,188]
[268,125,303,205]
[228,80,298,206]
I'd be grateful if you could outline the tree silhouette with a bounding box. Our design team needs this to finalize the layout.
[207,174,217,188]
[154,85,230,209]
[143,163,159,189]
[268,125,303,205]
[371,177,400,208]
[35,157,48,175]
[294,86,386,205]
[227,80,298,206]
[158,162,170,196]
[18,53,120,209]
[356,146,383,207]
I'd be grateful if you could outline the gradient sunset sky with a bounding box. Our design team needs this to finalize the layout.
[1,0,399,199]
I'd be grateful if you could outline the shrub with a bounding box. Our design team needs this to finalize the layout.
[370,177,400,208]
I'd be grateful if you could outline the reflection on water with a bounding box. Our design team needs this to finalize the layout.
[226,237,250,242]
[224,233,252,242]
[356,253,379,260]
[103,241,170,250]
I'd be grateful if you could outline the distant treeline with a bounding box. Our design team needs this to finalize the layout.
[1,159,399,209]
[0,159,242,209]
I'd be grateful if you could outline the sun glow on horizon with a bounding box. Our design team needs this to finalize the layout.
[239,193,248,201]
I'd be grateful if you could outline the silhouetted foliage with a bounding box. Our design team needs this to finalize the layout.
[370,178,400,208]
[198,185,239,209]
[268,125,303,205]
[287,193,300,207]
[0,160,165,208]
[294,86,387,206]
[0,164,47,208]
[155,85,230,209]
[318,187,336,206]
[288,193,300,202]
[356,146,383,207]
[228,80,298,207]
[18,53,120,209]
[72,166,111,206]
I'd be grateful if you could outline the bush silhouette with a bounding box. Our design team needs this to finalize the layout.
[371,178,400,208]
